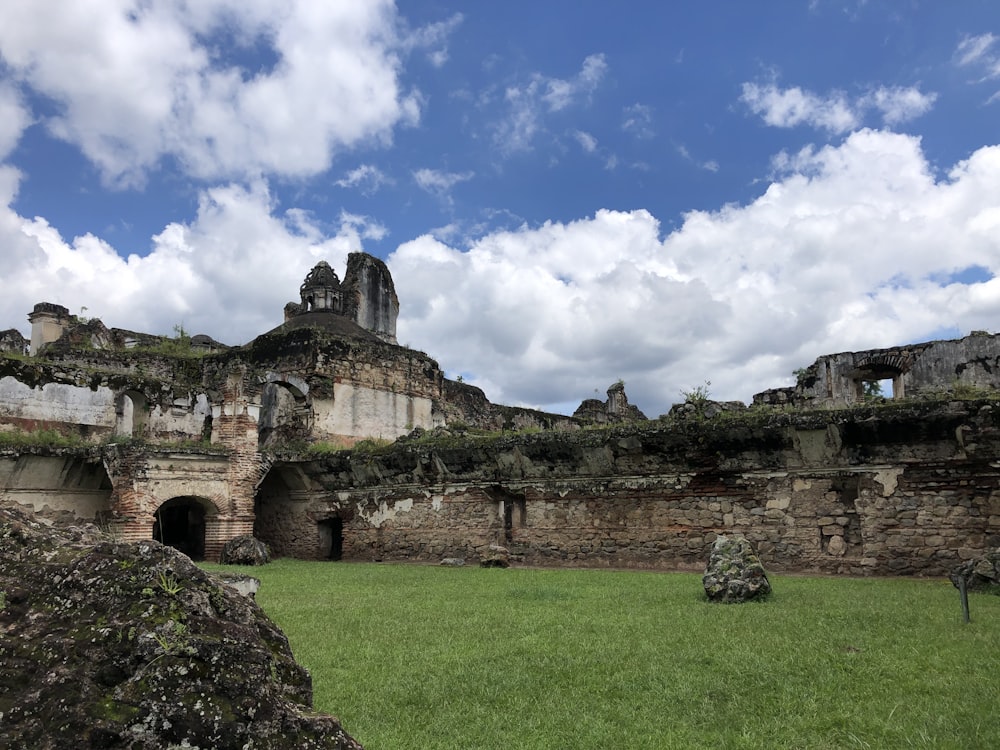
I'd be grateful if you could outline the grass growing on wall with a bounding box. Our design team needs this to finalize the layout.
[205,560,1000,749]
[0,428,88,449]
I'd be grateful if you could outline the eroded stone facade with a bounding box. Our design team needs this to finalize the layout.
[252,401,1000,576]
[754,331,1000,408]
[0,254,570,558]
[3,253,1000,573]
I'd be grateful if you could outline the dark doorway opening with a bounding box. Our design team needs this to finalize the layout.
[319,518,344,560]
[153,497,207,560]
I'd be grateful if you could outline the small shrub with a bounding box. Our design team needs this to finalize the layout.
[680,380,712,405]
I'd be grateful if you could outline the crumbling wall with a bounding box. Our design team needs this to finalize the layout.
[573,381,647,424]
[0,329,27,354]
[343,252,399,344]
[0,453,112,521]
[269,401,1000,575]
[754,331,1000,409]
[0,376,118,439]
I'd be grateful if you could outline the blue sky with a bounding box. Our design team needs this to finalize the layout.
[2,1,1000,416]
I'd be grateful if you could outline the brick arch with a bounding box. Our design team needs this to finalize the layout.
[152,495,220,561]
[104,449,258,561]
[855,353,911,376]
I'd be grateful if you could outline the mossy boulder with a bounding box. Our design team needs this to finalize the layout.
[0,503,361,749]
[219,534,270,566]
[950,549,1000,595]
[703,534,771,603]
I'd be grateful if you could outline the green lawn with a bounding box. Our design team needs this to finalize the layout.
[207,560,1000,749]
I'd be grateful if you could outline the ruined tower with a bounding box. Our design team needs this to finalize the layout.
[282,254,398,344]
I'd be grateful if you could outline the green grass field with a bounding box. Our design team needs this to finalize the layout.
[206,561,1000,749]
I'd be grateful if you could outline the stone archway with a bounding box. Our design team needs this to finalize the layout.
[152,496,218,561]
[258,375,312,449]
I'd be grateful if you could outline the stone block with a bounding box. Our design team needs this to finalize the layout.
[766,496,790,511]
[826,535,847,556]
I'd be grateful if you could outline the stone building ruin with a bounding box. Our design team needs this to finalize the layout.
[2,252,1000,576]
[753,331,1000,408]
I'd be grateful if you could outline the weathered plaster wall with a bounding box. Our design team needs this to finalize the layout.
[0,376,117,436]
[146,393,213,440]
[314,383,436,442]
[0,453,111,521]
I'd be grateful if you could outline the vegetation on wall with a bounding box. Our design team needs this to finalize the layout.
[0,428,89,450]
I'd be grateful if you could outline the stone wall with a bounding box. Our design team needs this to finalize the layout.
[754,331,1000,408]
[254,400,1000,576]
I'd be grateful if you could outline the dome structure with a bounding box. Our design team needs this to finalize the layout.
[299,261,342,313]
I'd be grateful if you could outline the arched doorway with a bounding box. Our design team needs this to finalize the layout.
[258,378,312,449]
[152,496,214,560]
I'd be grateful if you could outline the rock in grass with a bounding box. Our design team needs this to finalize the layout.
[0,503,362,750]
[220,534,270,565]
[950,549,1000,594]
[702,534,771,603]
[440,557,465,567]
[480,543,511,568]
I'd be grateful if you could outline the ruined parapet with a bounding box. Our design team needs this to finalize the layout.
[0,329,27,355]
[573,381,647,424]
[342,252,399,344]
[754,331,1000,409]
[27,302,71,355]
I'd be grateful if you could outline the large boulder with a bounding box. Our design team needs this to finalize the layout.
[950,549,1000,594]
[0,504,362,749]
[703,534,772,603]
[220,534,270,566]
[480,543,511,568]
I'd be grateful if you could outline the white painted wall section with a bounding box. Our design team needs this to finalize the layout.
[0,376,116,427]
[313,383,434,439]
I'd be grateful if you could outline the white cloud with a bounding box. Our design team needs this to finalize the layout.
[400,12,463,68]
[0,175,368,343]
[954,32,1000,102]
[622,103,655,139]
[413,168,474,203]
[542,54,607,112]
[493,54,608,153]
[955,33,997,69]
[863,86,937,124]
[741,83,858,133]
[573,130,598,153]
[677,144,720,173]
[741,82,936,132]
[0,83,32,160]
[335,164,391,195]
[0,0,420,185]
[390,131,1000,415]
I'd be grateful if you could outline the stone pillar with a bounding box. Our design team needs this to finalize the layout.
[27,302,71,355]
